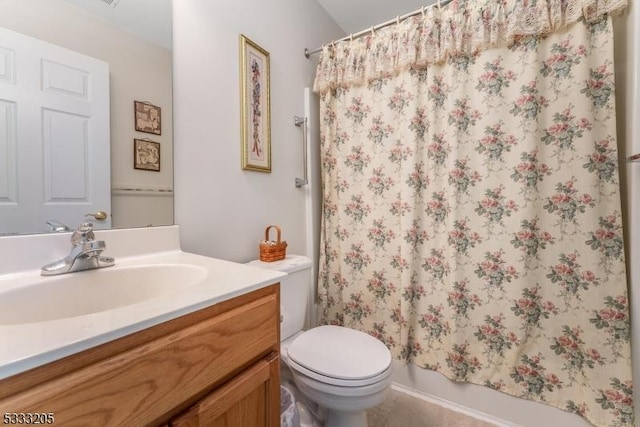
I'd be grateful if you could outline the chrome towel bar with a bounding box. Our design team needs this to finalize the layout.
[294,116,308,187]
[627,153,640,162]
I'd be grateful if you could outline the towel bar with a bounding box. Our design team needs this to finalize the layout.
[294,116,308,187]
[627,153,640,162]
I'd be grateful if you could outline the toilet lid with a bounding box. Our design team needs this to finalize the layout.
[287,325,391,381]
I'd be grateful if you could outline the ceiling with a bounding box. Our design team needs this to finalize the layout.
[64,0,441,51]
[62,0,172,49]
[317,0,438,35]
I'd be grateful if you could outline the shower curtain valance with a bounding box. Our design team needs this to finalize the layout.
[313,0,627,94]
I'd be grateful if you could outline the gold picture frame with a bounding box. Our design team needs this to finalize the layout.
[239,34,271,172]
[133,138,160,172]
[134,101,161,135]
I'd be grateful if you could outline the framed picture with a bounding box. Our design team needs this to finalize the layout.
[133,138,160,172]
[134,101,161,135]
[239,34,271,172]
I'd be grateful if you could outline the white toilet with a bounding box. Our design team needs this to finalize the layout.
[248,255,392,427]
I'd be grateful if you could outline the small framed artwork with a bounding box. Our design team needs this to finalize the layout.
[133,138,160,172]
[239,34,271,172]
[134,101,161,135]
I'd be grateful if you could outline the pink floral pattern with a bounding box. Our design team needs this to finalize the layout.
[316,7,632,427]
[476,57,516,97]
[475,314,519,362]
[510,80,550,121]
[511,285,559,330]
[511,354,562,399]
[582,63,615,109]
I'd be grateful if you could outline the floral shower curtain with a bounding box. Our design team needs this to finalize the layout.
[314,1,633,426]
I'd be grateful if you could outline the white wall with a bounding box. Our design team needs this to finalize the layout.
[0,0,173,229]
[173,0,343,262]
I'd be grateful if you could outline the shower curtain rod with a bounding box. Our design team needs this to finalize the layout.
[305,0,454,58]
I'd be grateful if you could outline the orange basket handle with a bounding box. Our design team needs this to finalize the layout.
[264,225,282,243]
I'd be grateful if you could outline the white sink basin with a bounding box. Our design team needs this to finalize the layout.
[0,264,208,325]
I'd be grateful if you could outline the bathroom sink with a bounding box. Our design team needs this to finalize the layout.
[0,264,208,325]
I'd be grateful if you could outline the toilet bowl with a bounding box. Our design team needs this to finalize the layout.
[283,325,392,427]
[247,255,393,427]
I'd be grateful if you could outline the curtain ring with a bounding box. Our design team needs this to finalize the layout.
[437,0,442,9]
[421,6,425,17]
[349,33,353,42]
[396,15,400,25]
[370,25,375,36]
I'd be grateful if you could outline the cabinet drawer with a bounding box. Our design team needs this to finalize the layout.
[0,291,278,426]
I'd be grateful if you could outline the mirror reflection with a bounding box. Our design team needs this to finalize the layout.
[0,0,173,236]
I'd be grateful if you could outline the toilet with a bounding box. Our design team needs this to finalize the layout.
[247,255,392,427]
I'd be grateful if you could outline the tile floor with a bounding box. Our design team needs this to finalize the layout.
[367,389,499,427]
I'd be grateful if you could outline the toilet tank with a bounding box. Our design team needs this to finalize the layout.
[247,255,312,341]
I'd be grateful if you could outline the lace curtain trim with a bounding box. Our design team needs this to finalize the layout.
[313,0,627,93]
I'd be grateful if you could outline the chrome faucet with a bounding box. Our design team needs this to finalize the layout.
[41,222,115,276]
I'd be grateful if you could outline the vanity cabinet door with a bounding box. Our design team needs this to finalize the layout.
[170,352,280,427]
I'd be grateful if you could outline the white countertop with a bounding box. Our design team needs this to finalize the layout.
[0,226,286,380]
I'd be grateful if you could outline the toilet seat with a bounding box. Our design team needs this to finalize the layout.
[286,325,392,387]
[286,355,391,388]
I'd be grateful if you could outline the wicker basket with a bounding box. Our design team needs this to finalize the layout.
[259,225,287,262]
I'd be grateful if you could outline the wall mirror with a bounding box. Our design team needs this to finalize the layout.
[0,0,173,236]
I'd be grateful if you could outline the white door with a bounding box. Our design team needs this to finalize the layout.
[0,27,111,234]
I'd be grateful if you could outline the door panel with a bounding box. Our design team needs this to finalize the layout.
[0,27,110,234]
[43,109,89,201]
[0,100,17,204]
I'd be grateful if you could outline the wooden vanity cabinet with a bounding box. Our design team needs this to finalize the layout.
[0,284,281,427]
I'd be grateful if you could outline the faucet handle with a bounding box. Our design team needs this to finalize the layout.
[71,222,95,245]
